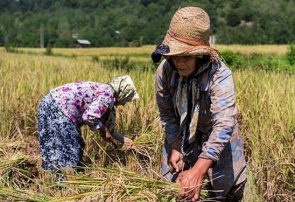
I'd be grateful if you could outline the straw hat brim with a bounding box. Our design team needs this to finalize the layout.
[162,32,216,57]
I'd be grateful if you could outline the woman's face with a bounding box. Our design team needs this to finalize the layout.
[171,56,196,76]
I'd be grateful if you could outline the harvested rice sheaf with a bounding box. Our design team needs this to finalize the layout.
[55,166,208,201]
[0,153,38,189]
[0,185,53,202]
[129,133,160,156]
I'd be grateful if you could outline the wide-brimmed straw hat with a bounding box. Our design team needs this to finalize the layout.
[151,7,219,63]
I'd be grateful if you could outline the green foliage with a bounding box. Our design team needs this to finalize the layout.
[220,50,243,67]
[4,45,18,53]
[102,56,138,72]
[44,46,53,56]
[287,44,295,65]
[220,51,295,73]
[0,0,295,47]
[91,55,100,63]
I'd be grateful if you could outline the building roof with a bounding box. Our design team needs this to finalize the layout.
[76,39,91,45]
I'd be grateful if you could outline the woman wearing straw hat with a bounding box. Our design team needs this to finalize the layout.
[152,7,247,201]
[38,75,138,180]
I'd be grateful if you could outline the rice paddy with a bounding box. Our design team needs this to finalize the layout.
[0,45,294,201]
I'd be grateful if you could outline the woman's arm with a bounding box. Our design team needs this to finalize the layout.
[198,63,237,161]
[111,130,134,148]
[99,126,134,149]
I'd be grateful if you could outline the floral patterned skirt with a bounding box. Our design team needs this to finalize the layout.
[38,94,85,171]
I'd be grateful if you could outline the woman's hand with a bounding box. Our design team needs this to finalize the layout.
[170,149,184,172]
[177,158,213,201]
[123,137,135,150]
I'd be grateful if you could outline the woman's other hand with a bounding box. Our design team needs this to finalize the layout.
[177,158,213,201]
[170,149,184,172]
[123,137,135,150]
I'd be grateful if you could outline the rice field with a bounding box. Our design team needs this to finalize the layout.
[0,45,294,201]
[13,44,289,56]
[3,44,289,64]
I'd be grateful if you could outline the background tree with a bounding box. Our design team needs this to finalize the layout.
[0,0,294,47]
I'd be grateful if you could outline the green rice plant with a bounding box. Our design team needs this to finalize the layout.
[287,44,295,65]
[4,45,19,53]
[220,50,243,67]
[44,47,53,56]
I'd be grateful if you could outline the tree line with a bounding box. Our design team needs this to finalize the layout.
[0,0,294,47]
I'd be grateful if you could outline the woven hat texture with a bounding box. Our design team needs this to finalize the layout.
[162,7,219,59]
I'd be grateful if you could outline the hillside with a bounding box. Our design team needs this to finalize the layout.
[0,0,295,47]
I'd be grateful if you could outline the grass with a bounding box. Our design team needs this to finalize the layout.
[0,46,294,201]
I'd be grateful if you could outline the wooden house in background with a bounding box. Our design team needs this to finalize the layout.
[75,39,91,48]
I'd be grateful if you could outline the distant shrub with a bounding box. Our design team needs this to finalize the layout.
[113,56,131,69]
[92,55,100,63]
[220,50,243,68]
[128,40,141,47]
[4,45,18,53]
[101,56,133,71]
[44,46,53,55]
[287,44,295,65]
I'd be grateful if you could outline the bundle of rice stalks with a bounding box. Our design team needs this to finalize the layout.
[0,141,24,151]
[127,133,162,159]
[0,139,26,157]
[133,133,160,150]
[55,166,208,201]
[0,153,38,188]
[0,153,27,177]
[0,186,52,202]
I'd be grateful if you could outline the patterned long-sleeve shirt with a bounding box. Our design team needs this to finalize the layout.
[50,81,115,131]
[155,59,247,196]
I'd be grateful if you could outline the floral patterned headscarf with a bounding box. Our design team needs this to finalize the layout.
[109,75,139,106]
